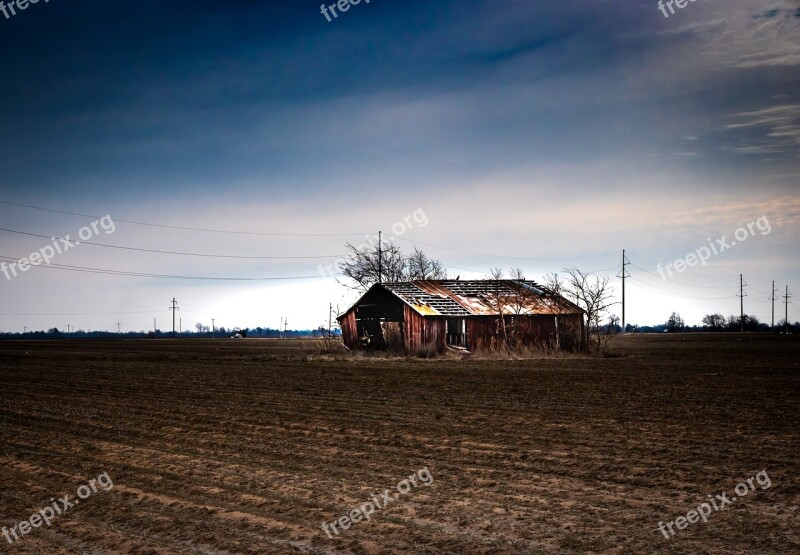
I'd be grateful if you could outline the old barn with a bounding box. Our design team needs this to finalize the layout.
[338,280,585,353]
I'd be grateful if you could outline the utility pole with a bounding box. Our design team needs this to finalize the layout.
[284,317,288,337]
[169,298,179,338]
[329,303,333,338]
[117,322,121,334]
[280,317,283,338]
[770,281,777,330]
[619,250,630,333]
[23,326,26,334]
[179,317,182,335]
[212,318,216,338]
[154,318,157,338]
[377,230,382,284]
[737,274,747,332]
[784,286,792,333]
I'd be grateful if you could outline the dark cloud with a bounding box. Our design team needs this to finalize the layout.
[0,0,797,329]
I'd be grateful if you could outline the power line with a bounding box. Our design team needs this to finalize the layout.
[169,297,179,338]
[0,227,344,259]
[627,276,736,300]
[627,261,731,290]
[0,200,369,237]
[784,286,792,332]
[0,310,167,316]
[748,284,770,295]
[737,274,747,332]
[442,263,488,274]
[618,250,630,332]
[771,281,778,328]
[0,255,338,281]
[584,265,620,274]
[394,235,618,262]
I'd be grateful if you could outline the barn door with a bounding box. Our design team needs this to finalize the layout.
[446,318,466,348]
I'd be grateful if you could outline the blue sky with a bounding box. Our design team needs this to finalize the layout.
[0,0,798,332]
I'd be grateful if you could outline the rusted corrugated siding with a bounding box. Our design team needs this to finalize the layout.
[403,305,446,352]
[467,314,583,351]
[339,310,359,350]
[467,316,501,350]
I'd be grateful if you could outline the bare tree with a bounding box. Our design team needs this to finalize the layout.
[560,268,616,351]
[542,272,564,296]
[486,268,510,345]
[338,241,447,290]
[407,247,448,280]
[506,268,540,347]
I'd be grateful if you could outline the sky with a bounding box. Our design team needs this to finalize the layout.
[0,0,798,332]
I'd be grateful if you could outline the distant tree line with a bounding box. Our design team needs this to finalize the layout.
[0,327,341,340]
[599,312,798,334]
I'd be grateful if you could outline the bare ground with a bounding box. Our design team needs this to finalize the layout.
[0,334,798,554]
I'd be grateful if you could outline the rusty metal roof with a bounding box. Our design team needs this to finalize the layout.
[379,280,585,317]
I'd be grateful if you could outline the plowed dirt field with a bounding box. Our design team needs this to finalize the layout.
[0,334,798,554]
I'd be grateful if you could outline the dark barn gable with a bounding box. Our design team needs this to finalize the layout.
[337,280,586,353]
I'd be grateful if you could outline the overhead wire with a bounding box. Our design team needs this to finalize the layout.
[0,227,343,259]
[0,200,370,237]
[627,276,737,300]
[0,310,167,316]
[395,235,618,262]
[0,202,789,313]
[627,261,734,290]
[0,255,337,281]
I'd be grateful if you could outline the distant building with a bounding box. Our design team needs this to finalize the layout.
[338,280,585,352]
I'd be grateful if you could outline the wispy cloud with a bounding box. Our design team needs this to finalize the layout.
[723,104,800,158]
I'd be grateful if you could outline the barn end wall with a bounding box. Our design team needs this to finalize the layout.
[339,310,359,350]
[403,305,446,353]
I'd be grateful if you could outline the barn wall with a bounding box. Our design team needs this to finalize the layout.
[339,311,359,350]
[403,306,446,353]
[467,316,502,350]
[513,315,557,345]
[467,314,583,351]
[557,313,585,351]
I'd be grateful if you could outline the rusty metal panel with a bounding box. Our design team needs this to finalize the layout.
[383,280,585,317]
[403,305,445,352]
[466,314,585,350]
[339,311,359,350]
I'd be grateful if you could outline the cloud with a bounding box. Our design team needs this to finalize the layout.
[703,4,800,69]
[723,104,800,158]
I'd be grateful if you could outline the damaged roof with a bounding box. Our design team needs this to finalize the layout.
[375,280,585,317]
